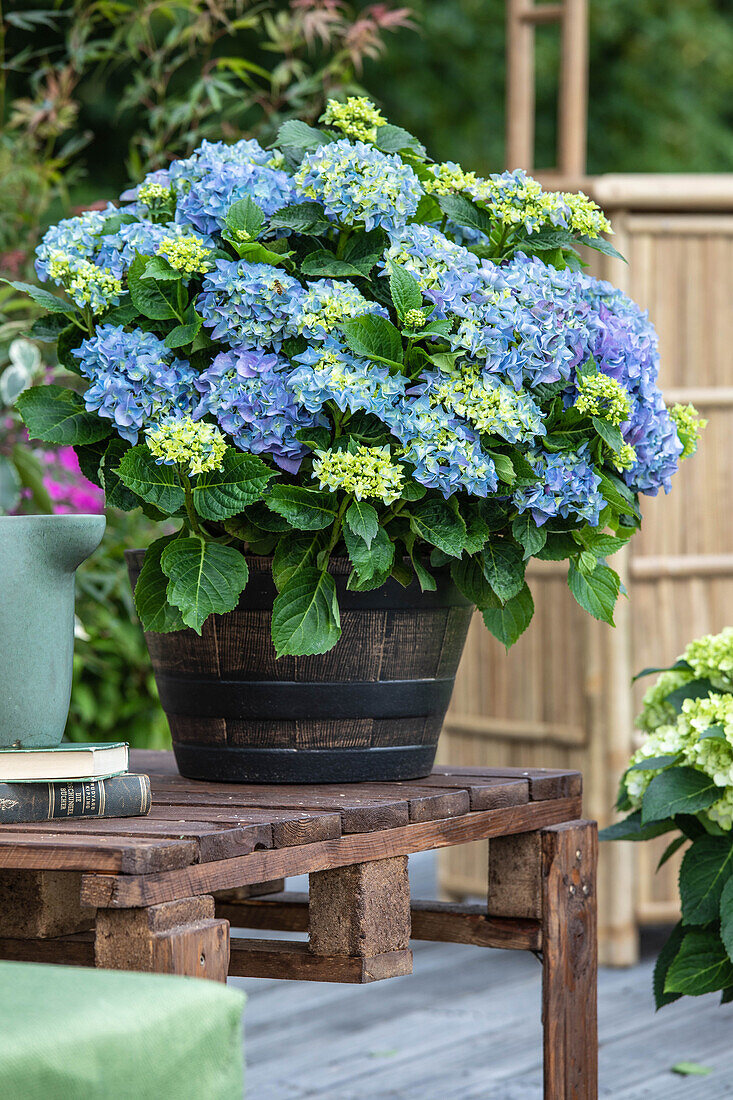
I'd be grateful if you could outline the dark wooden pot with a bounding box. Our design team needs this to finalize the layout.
[126,552,473,783]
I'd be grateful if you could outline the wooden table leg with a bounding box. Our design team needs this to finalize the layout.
[541,821,598,1100]
[95,895,230,982]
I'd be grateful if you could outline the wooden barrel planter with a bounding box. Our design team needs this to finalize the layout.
[126,552,473,783]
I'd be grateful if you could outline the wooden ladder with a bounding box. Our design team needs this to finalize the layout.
[505,0,588,177]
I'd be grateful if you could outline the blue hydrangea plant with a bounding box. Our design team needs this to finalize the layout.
[9,99,704,657]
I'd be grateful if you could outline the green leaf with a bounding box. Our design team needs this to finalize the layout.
[225,196,265,238]
[592,416,625,452]
[246,501,290,532]
[719,876,733,963]
[598,471,641,521]
[344,500,379,548]
[230,240,293,267]
[389,262,422,318]
[657,835,687,870]
[437,194,493,237]
[127,254,178,320]
[266,485,338,531]
[450,557,499,609]
[633,659,692,682]
[482,583,534,648]
[410,497,466,559]
[679,836,733,925]
[411,555,436,592]
[671,1063,712,1078]
[665,678,715,713]
[141,255,179,282]
[375,124,426,158]
[512,513,547,560]
[342,230,386,276]
[480,539,526,602]
[193,451,273,521]
[567,561,620,625]
[642,767,719,824]
[272,531,325,590]
[666,929,733,996]
[343,524,394,585]
[133,536,186,633]
[575,527,633,558]
[653,923,685,1009]
[2,279,70,313]
[0,455,21,513]
[463,511,492,554]
[269,203,331,235]
[100,437,140,511]
[276,120,332,154]
[700,724,726,741]
[161,538,249,634]
[599,810,677,842]
[300,250,366,279]
[16,385,111,446]
[340,315,403,368]
[29,313,69,341]
[116,445,184,514]
[578,234,627,263]
[628,754,681,771]
[271,568,341,657]
[164,304,202,349]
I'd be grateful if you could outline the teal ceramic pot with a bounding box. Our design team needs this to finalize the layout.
[0,514,106,749]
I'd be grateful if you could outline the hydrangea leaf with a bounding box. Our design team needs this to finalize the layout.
[29,313,69,342]
[480,539,526,602]
[578,234,627,263]
[375,124,426,158]
[161,537,249,634]
[567,560,619,624]
[192,451,274,521]
[16,385,111,446]
[343,523,394,584]
[345,500,379,548]
[665,678,716,713]
[271,567,341,657]
[437,194,493,237]
[133,535,186,633]
[719,877,733,963]
[141,256,179,282]
[389,262,422,318]
[653,923,685,1009]
[127,254,179,320]
[301,250,366,279]
[450,557,500,610]
[641,767,719,825]
[599,810,677,843]
[665,929,733,997]
[482,582,534,649]
[100,437,140,512]
[276,120,333,153]
[2,278,70,313]
[269,203,331,235]
[272,531,326,591]
[116,445,185,514]
[512,513,547,560]
[592,416,625,452]
[266,485,338,530]
[679,836,733,926]
[340,315,403,368]
[410,497,466,559]
[627,754,681,772]
[226,196,265,238]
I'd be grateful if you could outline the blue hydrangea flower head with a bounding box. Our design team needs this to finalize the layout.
[72,325,197,443]
[513,443,604,527]
[197,260,303,349]
[193,346,320,473]
[35,205,118,281]
[296,280,387,340]
[289,341,406,421]
[294,139,422,233]
[175,161,295,236]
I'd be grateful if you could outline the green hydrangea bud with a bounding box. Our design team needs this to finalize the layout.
[669,402,707,460]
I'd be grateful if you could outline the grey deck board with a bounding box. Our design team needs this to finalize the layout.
[230,854,733,1098]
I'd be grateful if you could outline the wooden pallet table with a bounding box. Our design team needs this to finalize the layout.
[0,750,597,1099]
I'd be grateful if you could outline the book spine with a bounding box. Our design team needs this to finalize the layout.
[0,775,151,824]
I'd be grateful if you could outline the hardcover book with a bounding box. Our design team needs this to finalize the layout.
[0,742,128,782]
[0,774,151,824]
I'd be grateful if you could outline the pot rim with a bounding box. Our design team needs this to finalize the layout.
[0,513,105,523]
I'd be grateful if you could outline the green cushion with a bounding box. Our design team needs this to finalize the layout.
[0,962,245,1100]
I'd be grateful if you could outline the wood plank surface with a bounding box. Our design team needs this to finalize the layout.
[0,832,197,874]
[0,932,94,967]
[5,818,273,863]
[431,765,582,801]
[400,775,530,810]
[80,796,582,907]
[228,938,413,984]
[147,804,341,848]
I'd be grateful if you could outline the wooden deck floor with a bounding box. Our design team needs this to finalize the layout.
[230,854,733,1099]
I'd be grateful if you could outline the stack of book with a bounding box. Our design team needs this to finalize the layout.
[0,743,151,824]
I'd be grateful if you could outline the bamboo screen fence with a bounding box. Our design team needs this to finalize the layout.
[438,176,733,965]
